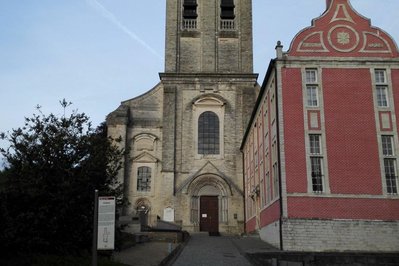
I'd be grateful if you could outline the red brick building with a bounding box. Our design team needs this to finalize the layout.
[241,0,399,251]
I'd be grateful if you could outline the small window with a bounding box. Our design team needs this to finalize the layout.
[306,69,317,83]
[307,86,319,107]
[382,135,395,156]
[310,134,322,155]
[376,86,389,107]
[220,0,235,19]
[183,0,198,19]
[375,69,386,84]
[311,157,323,192]
[137,166,151,192]
[198,111,220,155]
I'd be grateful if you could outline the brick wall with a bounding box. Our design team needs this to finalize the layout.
[323,68,382,195]
[282,68,308,193]
[246,216,256,232]
[287,197,399,220]
[260,200,280,228]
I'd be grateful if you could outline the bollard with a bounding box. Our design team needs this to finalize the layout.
[168,242,172,254]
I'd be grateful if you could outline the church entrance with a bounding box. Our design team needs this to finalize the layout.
[200,196,219,233]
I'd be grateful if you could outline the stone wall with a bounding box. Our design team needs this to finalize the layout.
[282,218,399,252]
[259,220,280,249]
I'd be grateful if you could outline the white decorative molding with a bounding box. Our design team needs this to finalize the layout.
[297,31,329,53]
[360,32,392,54]
[327,25,360,53]
[330,4,355,24]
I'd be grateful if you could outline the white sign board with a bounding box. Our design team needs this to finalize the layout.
[163,207,174,222]
[97,196,115,250]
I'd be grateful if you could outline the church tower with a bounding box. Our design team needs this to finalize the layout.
[107,0,258,234]
[164,0,254,73]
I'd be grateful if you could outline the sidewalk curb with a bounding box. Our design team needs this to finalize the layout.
[159,234,191,266]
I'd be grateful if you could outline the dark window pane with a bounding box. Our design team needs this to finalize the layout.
[198,111,220,155]
[221,0,234,7]
[221,0,235,19]
[311,157,323,192]
[183,0,197,18]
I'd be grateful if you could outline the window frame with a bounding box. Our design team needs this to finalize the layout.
[375,69,387,84]
[305,69,318,84]
[382,135,395,156]
[376,85,389,108]
[182,0,198,29]
[193,97,225,159]
[137,166,152,192]
[310,156,324,193]
[384,158,398,194]
[198,111,220,155]
[305,69,319,107]
[306,86,319,107]
[309,134,322,155]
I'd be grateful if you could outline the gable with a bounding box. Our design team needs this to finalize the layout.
[287,0,399,58]
[131,152,159,163]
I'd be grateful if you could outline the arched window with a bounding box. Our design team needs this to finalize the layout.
[137,166,151,192]
[198,111,220,155]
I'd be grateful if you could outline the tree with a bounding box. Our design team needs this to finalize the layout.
[0,100,125,255]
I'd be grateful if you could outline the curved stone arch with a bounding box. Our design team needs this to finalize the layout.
[186,93,232,113]
[134,197,151,211]
[187,173,233,197]
[134,197,151,228]
[131,133,158,152]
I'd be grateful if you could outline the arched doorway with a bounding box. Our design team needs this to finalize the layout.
[135,198,151,231]
[188,175,231,234]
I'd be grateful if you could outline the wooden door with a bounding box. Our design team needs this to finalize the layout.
[200,196,219,233]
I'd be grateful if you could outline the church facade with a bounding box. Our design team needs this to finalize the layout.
[107,0,258,234]
[242,0,399,251]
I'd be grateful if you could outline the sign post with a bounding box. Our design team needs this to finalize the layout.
[97,196,116,250]
[92,190,98,266]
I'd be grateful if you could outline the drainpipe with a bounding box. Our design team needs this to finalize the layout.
[275,41,284,251]
[173,88,178,195]
[241,149,247,234]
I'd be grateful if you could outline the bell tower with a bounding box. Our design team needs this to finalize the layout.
[159,0,258,234]
[108,0,258,234]
[164,0,254,73]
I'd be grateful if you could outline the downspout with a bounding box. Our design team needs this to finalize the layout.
[123,108,131,216]
[241,149,247,234]
[274,41,284,251]
[173,88,178,195]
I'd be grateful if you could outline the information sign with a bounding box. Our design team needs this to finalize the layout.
[97,196,115,250]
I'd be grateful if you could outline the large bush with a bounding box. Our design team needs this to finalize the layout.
[0,100,125,255]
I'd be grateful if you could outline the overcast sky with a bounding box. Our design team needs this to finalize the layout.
[1,0,398,161]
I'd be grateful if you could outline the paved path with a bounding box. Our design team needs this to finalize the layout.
[114,242,177,266]
[172,233,275,266]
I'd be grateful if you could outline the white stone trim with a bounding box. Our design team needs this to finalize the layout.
[371,67,399,195]
[193,97,225,159]
[301,67,331,194]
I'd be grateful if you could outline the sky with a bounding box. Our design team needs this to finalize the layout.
[0,0,398,165]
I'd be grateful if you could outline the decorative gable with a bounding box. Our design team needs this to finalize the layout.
[131,152,159,163]
[287,0,399,58]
